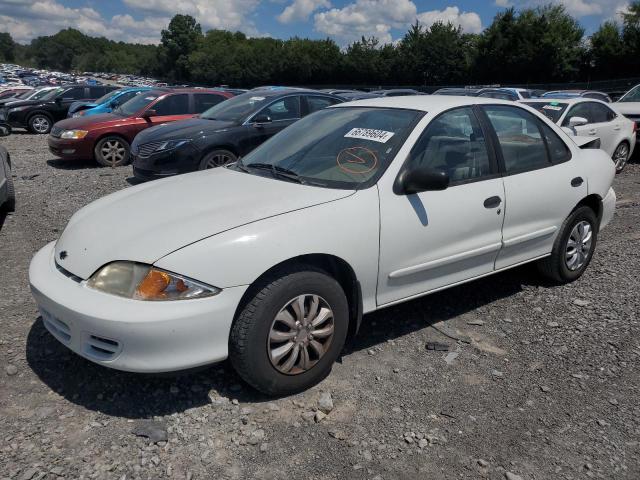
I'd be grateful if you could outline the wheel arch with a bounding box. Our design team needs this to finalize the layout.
[202,144,239,160]
[233,253,363,341]
[26,110,54,124]
[574,194,603,230]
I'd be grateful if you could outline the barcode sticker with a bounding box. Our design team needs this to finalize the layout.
[344,128,395,143]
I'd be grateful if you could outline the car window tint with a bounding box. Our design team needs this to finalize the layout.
[65,87,86,100]
[260,96,300,121]
[194,93,225,113]
[563,103,593,126]
[620,85,640,102]
[116,91,138,105]
[91,87,106,97]
[484,105,550,173]
[153,94,189,116]
[540,123,571,164]
[306,96,339,114]
[406,107,491,183]
[590,103,615,123]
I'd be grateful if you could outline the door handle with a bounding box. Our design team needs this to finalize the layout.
[483,196,502,208]
[571,177,583,187]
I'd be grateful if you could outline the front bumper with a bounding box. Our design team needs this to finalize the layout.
[130,144,201,179]
[47,136,93,160]
[29,242,248,372]
[600,187,616,231]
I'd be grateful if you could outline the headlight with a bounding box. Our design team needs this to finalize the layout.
[153,139,191,153]
[72,111,86,117]
[86,261,220,301]
[60,129,88,139]
[8,106,28,113]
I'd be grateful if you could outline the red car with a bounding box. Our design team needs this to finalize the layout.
[47,89,233,166]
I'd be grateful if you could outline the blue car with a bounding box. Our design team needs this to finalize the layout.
[67,87,153,118]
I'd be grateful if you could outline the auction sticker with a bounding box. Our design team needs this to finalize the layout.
[542,104,563,111]
[344,128,395,143]
[336,146,378,174]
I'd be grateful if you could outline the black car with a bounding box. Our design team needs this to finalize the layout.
[0,84,118,134]
[0,123,15,213]
[131,89,343,181]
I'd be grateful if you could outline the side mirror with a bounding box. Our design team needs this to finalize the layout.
[0,123,11,137]
[142,109,157,118]
[568,116,588,127]
[395,168,449,195]
[252,114,272,125]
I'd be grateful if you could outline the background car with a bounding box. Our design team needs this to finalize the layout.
[0,84,119,134]
[0,86,55,107]
[612,83,640,133]
[477,87,535,101]
[369,88,424,96]
[131,89,343,180]
[431,87,480,96]
[523,98,636,172]
[0,123,15,213]
[48,88,233,166]
[67,87,154,118]
[541,90,612,103]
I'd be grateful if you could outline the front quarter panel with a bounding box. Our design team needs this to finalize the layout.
[154,187,381,313]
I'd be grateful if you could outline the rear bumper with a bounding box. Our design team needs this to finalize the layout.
[600,187,616,231]
[29,241,248,372]
[47,136,93,160]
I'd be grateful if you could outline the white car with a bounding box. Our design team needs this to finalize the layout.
[523,98,636,172]
[29,96,616,395]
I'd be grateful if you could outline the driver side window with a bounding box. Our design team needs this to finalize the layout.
[258,96,301,121]
[406,107,491,184]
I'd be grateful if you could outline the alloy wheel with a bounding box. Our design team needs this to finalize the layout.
[613,143,629,172]
[32,116,50,134]
[101,140,126,165]
[565,220,593,271]
[267,294,335,375]
[204,153,233,169]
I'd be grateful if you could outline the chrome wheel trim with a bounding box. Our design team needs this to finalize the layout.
[565,220,593,271]
[267,294,335,375]
[32,116,50,133]
[100,140,126,164]
[204,152,233,169]
[613,143,629,171]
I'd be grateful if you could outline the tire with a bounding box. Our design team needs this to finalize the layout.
[1,155,15,212]
[94,136,130,167]
[230,266,349,396]
[198,149,237,170]
[537,206,598,284]
[27,114,53,134]
[612,141,630,173]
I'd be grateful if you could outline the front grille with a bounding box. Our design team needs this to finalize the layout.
[50,126,63,138]
[136,141,164,158]
[83,335,121,361]
[41,309,71,343]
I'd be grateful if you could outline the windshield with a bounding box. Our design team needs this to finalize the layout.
[115,93,158,116]
[523,101,568,123]
[94,89,121,105]
[41,87,65,100]
[619,85,640,102]
[238,107,423,189]
[16,90,34,99]
[30,89,53,100]
[201,92,271,122]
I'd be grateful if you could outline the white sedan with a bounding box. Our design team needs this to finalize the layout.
[29,96,616,395]
[523,98,636,172]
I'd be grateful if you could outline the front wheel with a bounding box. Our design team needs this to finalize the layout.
[537,206,598,283]
[230,266,349,396]
[198,149,237,170]
[613,141,630,173]
[28,114,52,134]
[94,136,130,167]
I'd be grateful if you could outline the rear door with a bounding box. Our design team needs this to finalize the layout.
[482,105,587,269]
[54,86,86,120]
[302,95,342,117]
[193,93,228,114]
[587,102,620,156]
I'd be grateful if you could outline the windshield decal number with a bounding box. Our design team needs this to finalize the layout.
[344,128,395,143]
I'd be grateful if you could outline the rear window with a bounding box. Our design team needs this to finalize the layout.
[523,102,568,123]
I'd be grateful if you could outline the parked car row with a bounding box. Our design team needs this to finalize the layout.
[29,95,617,395]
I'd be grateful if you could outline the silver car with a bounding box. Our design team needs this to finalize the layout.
[0,123,15,212]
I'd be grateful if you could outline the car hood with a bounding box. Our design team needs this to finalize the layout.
[54,167,354,279]
[53,113,128,130]
[1,99,46,108]
[612,102,640,115]
[135,118,236,144]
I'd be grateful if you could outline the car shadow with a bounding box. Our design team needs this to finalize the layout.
[125,176,145,186]
[0,211,8,230]
[46,158,101,170]
[26,263,552,418]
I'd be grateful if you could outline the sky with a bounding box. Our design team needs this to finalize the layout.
[0,0,632,46]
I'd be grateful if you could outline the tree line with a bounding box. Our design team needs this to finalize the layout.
[1,3,640,88]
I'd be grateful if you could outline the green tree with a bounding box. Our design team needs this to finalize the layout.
[589,21,625,79]
[159,14,202,80]
[0,32,16,62]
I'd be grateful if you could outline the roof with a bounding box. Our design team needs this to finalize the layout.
[336,95,516,112]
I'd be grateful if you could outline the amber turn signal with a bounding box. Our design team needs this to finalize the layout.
[136,270,170,299]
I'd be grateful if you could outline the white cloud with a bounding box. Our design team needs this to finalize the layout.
[278,0,331,23]
[314,1,482,44]
[494,0,512,7]
[505,1,625,18]
[417,6,482,33]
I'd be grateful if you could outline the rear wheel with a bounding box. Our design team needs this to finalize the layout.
[537,206,598,283]
[198,149,237,170]
[613,141,630,173]
[94,136,130,167]
[230,266,349,396]
[28,114,52,134]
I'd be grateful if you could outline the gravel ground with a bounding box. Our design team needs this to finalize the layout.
[1,132,639,480]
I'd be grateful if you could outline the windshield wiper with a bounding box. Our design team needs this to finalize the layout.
[245,163,306,184]
[233,157,250,173]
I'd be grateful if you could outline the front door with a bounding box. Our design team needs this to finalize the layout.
[377,106,505,306]
[239,96,301,156]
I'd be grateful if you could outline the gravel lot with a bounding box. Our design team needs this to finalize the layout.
[1,132,639,480]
